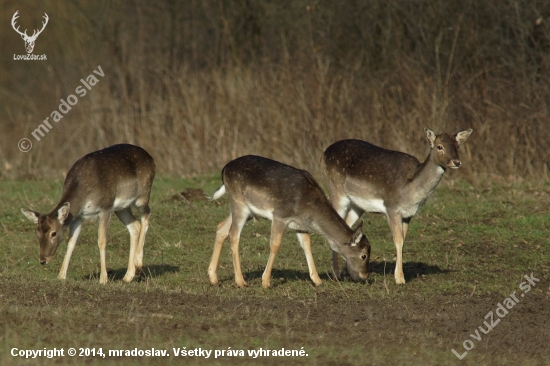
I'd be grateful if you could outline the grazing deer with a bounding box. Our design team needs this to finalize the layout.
[208,155,370,288]
[21,144,155,284]
[323,128,472,284]
[11,10,49,54]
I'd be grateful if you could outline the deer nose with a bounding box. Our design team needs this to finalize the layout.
[452,159,461,168]
[39,258,47,265]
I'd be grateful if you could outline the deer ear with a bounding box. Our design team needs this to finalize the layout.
[57,203,70,225]
[455,129,473,145]
[351,220,364,246]
[21,209,40,224]
[352,232,363,246]
[425,127,436,148]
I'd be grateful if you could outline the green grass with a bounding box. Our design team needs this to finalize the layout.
[1,176,549,365]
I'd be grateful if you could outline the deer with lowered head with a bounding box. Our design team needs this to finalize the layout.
[323,128,472,284]
[208,155,371,288]
[21,144,155,284]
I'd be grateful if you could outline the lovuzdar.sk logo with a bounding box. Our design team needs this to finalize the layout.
[12,10,48,60]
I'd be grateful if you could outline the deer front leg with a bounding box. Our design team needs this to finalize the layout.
[332,207,362,280]
[97,212,111,284]
[208,215,232,285]
[297,233,322,286]
[58,219,82,280]
[402,217,411,242]
[328,194,350,280]
[387,212,405,285]
[262,219,286,288]
[134,205,151,275]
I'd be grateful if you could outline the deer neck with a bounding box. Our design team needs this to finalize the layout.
[309,204,351,251]
[51,187,86,228]
[405,149,446,203]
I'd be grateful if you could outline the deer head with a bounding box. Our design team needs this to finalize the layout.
[21,203,70,265]
[11,11,49,54]
[425,128,473,169]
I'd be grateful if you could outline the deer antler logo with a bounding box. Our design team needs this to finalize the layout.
[11,10,49,54]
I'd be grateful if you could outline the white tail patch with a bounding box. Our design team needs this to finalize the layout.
[209,185,226,201]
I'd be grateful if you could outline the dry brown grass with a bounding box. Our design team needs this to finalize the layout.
[1,0,549,184]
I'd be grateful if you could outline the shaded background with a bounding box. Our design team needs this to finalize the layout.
[1,0,549,184]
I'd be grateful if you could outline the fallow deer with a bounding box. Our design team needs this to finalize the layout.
[21,144,155,284]
[208,155,370,288]
[323,128,472,284]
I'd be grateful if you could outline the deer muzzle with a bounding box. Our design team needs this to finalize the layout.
[449,159,462,169]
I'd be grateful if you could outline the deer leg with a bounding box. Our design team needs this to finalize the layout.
[387,212,405,285]
[331,196,353,280]
[115,208,141,283]
[297,233,322,286]
[332,207,362,280]
[97,211,111,284]
[134,205,151,275]
[228,209,250,288]
[58,218,82,280]
[331,251,340,280]
[402,217,411,241]
[208,215,232,285]
[262,219,286,288]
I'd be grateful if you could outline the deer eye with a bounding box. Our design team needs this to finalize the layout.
[437,145,444,151]
[50,231,57,238]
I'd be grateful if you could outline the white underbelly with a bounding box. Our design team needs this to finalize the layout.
[248,204,273,221]
[397,197,428,218]
[287,220,306,231]
[113,196,136,211]
[349,195,387,215]
[80,197,136,219]
[80,201,102,219]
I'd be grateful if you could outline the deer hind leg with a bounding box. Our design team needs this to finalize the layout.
[97,211,112,284]
[115,207,141,283]
[58,218,82,280]
[297,233,322,286]
[229,211,250,288]
[134,204,151,275]
[387,212,405,285]
[208,215,232,285]
[262,219,286,288]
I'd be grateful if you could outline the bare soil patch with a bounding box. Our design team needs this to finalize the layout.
[1,278,548,365]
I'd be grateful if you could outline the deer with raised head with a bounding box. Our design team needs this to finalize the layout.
[208,155,370,288]
[323,128,472,284]
[21,144,155,284]
[11,10,49,54]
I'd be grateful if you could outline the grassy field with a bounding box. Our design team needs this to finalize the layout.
[0,176,549,365]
